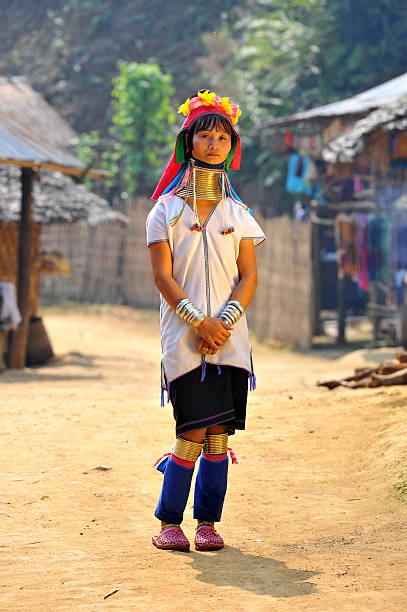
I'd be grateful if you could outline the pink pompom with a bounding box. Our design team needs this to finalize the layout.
[189,97,204,110]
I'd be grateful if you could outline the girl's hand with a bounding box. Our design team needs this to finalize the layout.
[197,317,232,352]
[197,337,218,355]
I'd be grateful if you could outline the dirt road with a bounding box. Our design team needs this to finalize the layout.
[1,306,406,611]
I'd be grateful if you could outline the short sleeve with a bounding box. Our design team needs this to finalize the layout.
[146,200,169,246]
[241,212,267,247]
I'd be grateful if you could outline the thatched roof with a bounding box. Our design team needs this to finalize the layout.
[0,164,127,225]
[322,94,407,163]
[268,72,407,128]
[0,76,76,148]
[0,77,103,178]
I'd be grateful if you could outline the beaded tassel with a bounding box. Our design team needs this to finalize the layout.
[200,360,207,382]
[249,372,257,391]
[221,226,235,235]
[190,222,203,232]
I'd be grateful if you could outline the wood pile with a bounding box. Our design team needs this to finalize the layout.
[317,352,407,390]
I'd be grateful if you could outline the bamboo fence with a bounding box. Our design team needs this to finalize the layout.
[248,216,312,350]
[40,219,127,303]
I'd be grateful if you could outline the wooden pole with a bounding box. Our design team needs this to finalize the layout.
[8,168,35,369]
[400,303,407,349]
[311,219,322,336]
[337,273,347,345]
[372,283,381,344]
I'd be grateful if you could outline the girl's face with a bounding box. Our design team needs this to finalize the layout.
[191,126,232,164]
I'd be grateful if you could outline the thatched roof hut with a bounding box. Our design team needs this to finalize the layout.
[0,164,126,225]
[0,76,103,177]
[0,76,107,368]
[322,94,407,164]
[0,165,128,370]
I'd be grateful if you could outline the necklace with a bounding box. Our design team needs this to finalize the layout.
[175,160,234,235]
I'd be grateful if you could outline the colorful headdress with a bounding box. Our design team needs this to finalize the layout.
[178,90,242,125]
[151,90,242,200]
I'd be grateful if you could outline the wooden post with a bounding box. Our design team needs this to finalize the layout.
[400,303,407,349]
[8,168,35,368]
[311,218,322,336]
[371,283,381,343]
[337,273,347,345]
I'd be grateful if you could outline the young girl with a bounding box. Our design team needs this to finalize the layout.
[146,90,265,552]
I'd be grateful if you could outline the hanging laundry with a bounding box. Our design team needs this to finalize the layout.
[286,152,312,196]
[334,214,407,306]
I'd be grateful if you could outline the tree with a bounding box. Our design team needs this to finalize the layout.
[109,61,176,195]
[199,0,407,207]
[319,0,407,100]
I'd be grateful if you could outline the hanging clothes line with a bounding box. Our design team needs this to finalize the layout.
[335,213,407,306]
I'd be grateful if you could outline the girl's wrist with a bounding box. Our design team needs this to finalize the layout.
[197,316,208,329]
[218,300,244,325]
[175,298,206,328]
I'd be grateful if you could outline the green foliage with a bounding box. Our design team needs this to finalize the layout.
[71,130,101,167]
[109,62,176,195]
[319,0,407,100]
[200,0,407,205]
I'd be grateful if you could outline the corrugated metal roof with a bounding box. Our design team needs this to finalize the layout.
[0,77,104,177]
[322,94,407,163]
[0,77,76,147]
[0,112,83,169]
[269,72,407,127]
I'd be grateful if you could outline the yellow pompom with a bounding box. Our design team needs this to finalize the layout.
[221,97,233,114]
[197,90,217,106]
[178,98,191,115]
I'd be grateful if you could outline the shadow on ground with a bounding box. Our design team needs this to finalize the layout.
[184,547,319,597]
[0,352,103,383]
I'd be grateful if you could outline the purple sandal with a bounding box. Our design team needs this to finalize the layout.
[195,523,224,551]
[152,525,190,552]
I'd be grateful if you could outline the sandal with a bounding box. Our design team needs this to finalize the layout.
[195,523,224,551]
[152,525,190,552]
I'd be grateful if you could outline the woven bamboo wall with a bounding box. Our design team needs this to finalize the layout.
[0,222,41,314]
[40,222,88,301]
[248,216,312,350]
[40,220,126,303]
[122,197,160,309]
[81,221,127,302]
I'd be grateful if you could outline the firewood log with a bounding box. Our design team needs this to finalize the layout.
[340,377,382,389]
[317,380,341,390]
[351,367,378,380]
[396,352,407,363]
[371,367,407,386]
[378,360,407,374]
[317,367,377,390]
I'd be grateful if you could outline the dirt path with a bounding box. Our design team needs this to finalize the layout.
[1,306,406,611]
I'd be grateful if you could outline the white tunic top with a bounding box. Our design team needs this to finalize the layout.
[146,195,266,384]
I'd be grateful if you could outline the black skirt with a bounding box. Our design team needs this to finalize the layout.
[169,363,248,438]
